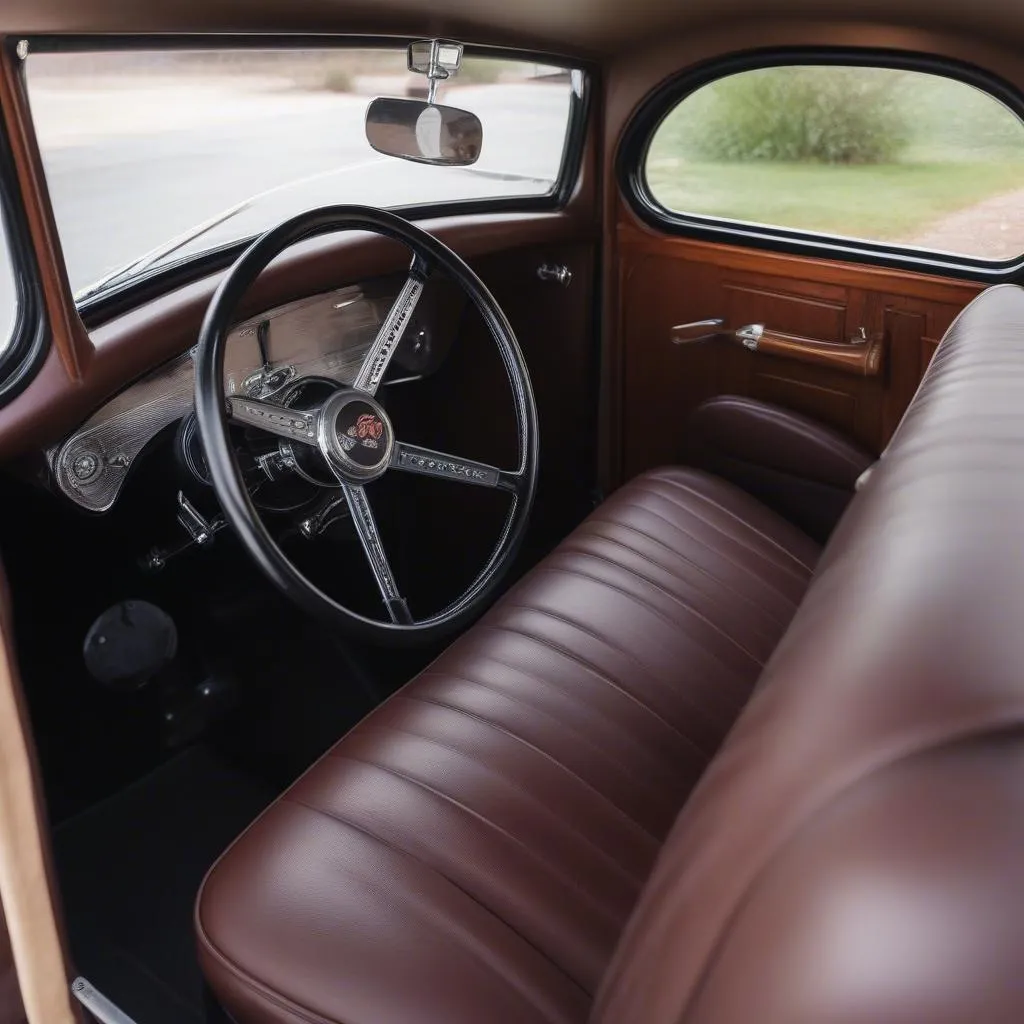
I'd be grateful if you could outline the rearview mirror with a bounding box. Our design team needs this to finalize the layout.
[365,97,483,167]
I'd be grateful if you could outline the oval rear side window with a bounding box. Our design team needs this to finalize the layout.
[644,65,1024,261]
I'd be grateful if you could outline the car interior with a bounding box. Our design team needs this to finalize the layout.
[1,4,1024,1024]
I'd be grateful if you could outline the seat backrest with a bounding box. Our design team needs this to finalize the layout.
[592,284,1024,1024]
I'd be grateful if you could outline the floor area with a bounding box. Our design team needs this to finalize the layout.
[0,444,580,1024]
[53,746,275,1024]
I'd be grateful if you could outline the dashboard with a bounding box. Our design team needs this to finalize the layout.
[48,278,454,513]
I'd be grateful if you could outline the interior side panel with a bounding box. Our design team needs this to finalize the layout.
[617,223,980,481]
[447,242,597,535]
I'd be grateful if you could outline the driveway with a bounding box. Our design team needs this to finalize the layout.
[903,186,1024,260]
[0,79,570,353]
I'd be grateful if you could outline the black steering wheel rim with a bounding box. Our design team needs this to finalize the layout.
[194,205,539,645]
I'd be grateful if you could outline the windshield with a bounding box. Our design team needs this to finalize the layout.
[23,47,578,301]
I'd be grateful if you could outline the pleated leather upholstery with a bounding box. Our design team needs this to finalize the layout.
[593,284,1024,1024]
[196,467,819,1024]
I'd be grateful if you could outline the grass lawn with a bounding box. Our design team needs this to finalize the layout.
[645,158,1024,242]
[645,68,1024,246]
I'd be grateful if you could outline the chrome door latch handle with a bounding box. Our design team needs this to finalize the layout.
[537,263,572,287]
[670,318,724,345]
[735,323,765,351]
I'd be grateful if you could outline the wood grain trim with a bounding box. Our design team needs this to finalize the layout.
[0,210,594,459]
[618,224,984,306]
[743,328,885,377]
[0,38,90,380]
[0,589,77,1024]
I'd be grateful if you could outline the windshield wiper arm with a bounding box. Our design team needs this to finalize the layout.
[74,197,254,304]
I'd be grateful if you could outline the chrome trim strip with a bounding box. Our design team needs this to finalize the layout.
[352,269,425,395]
[392,442,511,490]
[72,978,139,1024]
[340,483,409,622]
[227,396,319,443]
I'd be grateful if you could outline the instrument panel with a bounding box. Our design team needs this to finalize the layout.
[48,281,443,513]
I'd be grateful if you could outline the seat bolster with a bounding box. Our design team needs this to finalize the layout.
[592,285,1024,1024]
[197,467,819,1024]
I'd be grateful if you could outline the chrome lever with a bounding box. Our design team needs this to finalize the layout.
[176,491,222,547]
[670,318,724,345]
[537,263,572,287]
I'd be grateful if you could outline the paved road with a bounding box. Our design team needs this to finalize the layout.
[0,82,570,352]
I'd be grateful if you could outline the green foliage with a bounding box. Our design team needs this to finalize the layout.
[658,66,912,165]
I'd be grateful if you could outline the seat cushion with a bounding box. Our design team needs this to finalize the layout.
[592,288,1024,1024]
[196,467,819,1024]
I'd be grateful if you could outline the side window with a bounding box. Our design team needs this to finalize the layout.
[643,65,1024,261]
[0,209,17,354]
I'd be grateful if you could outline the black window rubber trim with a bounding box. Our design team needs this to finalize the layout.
[618,46,1024,283]
[17,34,594,327]
[0,40,49,406]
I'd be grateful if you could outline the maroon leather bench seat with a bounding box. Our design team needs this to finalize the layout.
[197,467,819,1024]
[198,284,1024,1024]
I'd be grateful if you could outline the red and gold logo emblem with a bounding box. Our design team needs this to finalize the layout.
[341,412,384,451]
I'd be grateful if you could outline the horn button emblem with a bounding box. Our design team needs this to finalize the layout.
[319,392,395,481]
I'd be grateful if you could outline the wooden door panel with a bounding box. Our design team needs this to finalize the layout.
[617,225,981,482]
[722,279,851,342]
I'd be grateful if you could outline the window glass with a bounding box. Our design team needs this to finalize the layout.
[644,66,1024,260]
[25,48,576,299]
[0,207,16,355]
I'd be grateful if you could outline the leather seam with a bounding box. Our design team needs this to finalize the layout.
[493,598,729,737]
[281,794,595,1011]
[344,719,645,890]
[319,750,630,940]
[437,646,705,784]
[538,550,768,672]
[640,476,816,574]
[413,669,679,818]
[397,690,662,846]
[479,618,716,759]
[599,499,807,608]
[577,519,794,630]
[524,561,757,726]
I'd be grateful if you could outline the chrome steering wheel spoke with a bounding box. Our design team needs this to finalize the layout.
[226,395,321,445]
[338,481,413,625]
[391,442,520,494]
[351,254,429,396]
[195,204,538,642]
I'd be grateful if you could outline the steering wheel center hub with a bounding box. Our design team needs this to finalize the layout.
[318,390,395,482]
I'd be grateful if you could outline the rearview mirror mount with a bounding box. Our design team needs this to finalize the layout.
[407,39,464,105]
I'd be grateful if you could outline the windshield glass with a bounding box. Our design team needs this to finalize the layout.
[23,47,577,300]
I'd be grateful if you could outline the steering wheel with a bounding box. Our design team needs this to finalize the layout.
[194,206,539,644]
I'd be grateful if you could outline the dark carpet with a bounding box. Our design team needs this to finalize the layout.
[53,746,274,1024]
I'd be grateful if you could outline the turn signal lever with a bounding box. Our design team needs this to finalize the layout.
[670,319,884,378]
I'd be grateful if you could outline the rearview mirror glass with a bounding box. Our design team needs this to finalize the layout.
[364,97,483,167]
